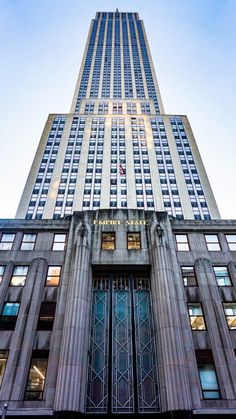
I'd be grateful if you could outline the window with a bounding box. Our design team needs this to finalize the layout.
[20,234,37,250]
[188,303,206,330]
[226,234,236,251]
[0,266,5,284]
[181,266,197,286]
[37,302,56,330]
[45,266,61,287]
[127,233,141,250]
[196,350,220,399]
[0,234,15,250]
[213,267,231,286]
[205,234,221,251]
[52,234,66,250]
[176,234,189,251]
[25,350,49,400]
[101,232,115,250]
[0,302,20,330]
[223,303,236,329]
[10,266,28,286]
[0,350,8,387]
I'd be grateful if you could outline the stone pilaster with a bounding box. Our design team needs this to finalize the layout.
[149,215,192,412]
[195,258,236,399]
[54,219,92,413]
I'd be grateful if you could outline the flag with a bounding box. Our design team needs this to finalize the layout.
[119,161,126,175]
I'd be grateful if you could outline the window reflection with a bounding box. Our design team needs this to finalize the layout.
[25,351,49,400]
[101,232,115,250]
[127,233,141,250]
[0,351,8,387]
[188,303,206,330]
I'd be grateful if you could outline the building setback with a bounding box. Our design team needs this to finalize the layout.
[0,10,236,419]
[16,11,219,221]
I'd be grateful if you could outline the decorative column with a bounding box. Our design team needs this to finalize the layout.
[195,258,236,400]
[149,215,192,413]
[54,220,92,413]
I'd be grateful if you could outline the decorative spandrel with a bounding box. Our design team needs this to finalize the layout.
[112,280,134,413]
[134,278,160,412]
[86,278,109,413]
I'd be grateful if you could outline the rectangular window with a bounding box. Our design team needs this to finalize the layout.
[181,266,197,286]
[175,234,189,251]
[10,266,28,286]
[20,234,37,250]
[0,302,20,330]
[188,303,206,330]
[127,233,141,250]
[0,266,5,284]
[52,234,66,250]
[213,267,231,286]
[25,350,49,400]
[196,350,221,399]
[45,266,61,287]
[223,303,236,329]
[205,234,221,251]
[0,350,8,387]
[0,234,15,250]
[226,234,236,251]
[101,232,115,250]
[37,302,56,330]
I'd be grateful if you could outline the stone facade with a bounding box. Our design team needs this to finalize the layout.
[0,210,235,418]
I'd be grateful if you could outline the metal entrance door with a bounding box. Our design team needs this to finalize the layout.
[86,274,159,414]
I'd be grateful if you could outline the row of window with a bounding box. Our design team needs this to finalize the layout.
[0,349,48,400]
[101,232,141,250]
[176,233,236,251]
[83,101,153,115]
[0,233,66,251]
[0,265,61,287]
[0,301,56,331]
[188,302,236,331]
[0,347,224,401]
[182,265,233,287]
[0,263,233,290]
[100,232,236,252]
[1,232,235,253]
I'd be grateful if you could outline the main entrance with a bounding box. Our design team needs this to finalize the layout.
[86,273,159,414]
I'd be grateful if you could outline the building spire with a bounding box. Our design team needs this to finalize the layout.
[116,8,118,13]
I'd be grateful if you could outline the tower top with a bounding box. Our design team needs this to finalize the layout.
[116,8,118,12]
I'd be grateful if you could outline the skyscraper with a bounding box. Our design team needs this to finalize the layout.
[1,11,236,419]
[17,11,219,221]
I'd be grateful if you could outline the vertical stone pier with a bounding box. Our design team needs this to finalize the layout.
[149,214,192,413]
[54,218,92,413]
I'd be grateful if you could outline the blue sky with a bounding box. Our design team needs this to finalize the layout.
[0,0,235,218]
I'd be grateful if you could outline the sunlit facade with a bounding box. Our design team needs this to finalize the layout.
[16,12,219,221]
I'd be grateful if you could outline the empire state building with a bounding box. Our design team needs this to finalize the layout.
[16,11,220,221]
[0,11,236,419]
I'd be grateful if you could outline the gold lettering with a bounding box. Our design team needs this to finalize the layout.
[93,219,148,225]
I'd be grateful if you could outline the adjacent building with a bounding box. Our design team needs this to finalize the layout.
[0,10,235,419]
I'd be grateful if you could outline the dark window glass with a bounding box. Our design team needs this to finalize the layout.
[181,266,197,286]
[37,302,56,331]
[0,350,8,387]
[25,350,49,400]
